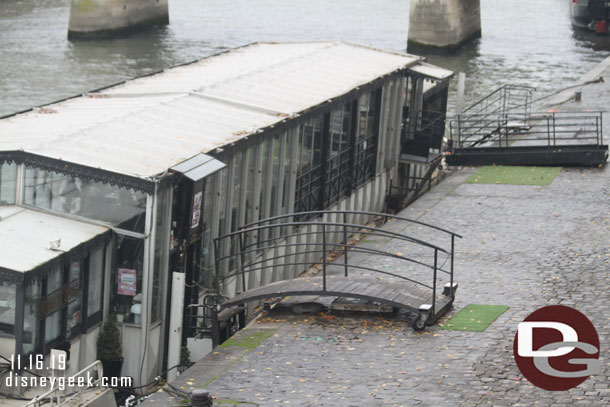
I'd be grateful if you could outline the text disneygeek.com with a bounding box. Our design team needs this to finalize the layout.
[5,374,133,391]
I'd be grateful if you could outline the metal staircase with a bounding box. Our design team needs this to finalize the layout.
[447,85,608,166]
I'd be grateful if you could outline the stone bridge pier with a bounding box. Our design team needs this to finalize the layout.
[68,0,169,39]
[408,0,481,52]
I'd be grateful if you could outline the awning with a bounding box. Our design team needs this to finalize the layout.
[170,153,226,182]
[409,62,454,82]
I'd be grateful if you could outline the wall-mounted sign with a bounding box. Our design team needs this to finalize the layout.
[191,191,202,229]
[117,268,137,296]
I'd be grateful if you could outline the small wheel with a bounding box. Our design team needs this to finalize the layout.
[412,314,426,331]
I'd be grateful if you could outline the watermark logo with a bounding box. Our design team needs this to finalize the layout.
[513,305,600,391]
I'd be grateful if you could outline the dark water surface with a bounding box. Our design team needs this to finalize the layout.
[1,0,609,117]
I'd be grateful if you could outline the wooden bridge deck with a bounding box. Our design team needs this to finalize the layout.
[220,275,453,313]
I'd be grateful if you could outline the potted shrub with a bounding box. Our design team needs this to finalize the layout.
[97,315,124,380]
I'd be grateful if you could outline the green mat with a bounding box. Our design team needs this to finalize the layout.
[440,304,509,332]
[220,329,275,349]
[466,166,561,186]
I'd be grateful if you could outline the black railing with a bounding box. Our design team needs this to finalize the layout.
[455,85,536,145]
[213,210,461,317]
[450,111,604,149]
[387,157,443,209]
[463,84,535,117]
[402,110,447,158]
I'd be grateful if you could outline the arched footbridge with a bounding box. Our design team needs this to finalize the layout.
[207,210,462,343]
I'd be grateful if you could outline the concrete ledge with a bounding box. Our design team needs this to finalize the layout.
[543,54,610,108]
[68,0,169,40]
[407,29,481,54]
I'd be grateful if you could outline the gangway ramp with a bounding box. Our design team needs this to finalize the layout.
[209,211,461,336]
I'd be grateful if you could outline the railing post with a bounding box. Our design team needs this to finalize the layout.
[450,235,455,295]
[457,116,462,147]
[600,113,604,145]
[552,113,556,146]
[343,212,349,277]
[238,232,246,294]
[432,249,437,315]
[322,223,327,291]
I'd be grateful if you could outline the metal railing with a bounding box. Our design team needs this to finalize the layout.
[463,84,535,117]
[455,85,536,145]
[402,110,447,157]
[24,360,104,407]
[213,211,461,316]
[388,157,443,209]
[450,111,604,149]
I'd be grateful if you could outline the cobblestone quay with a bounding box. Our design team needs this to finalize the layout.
[145,57,610,407]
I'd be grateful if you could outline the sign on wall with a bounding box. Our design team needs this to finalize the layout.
[191,191,202,229]
[117,268,137,296]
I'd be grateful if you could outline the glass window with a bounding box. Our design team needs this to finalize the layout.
[281,134,293,216]
[23,166,147,233]
[242,148,257,258]
[66,260,82,338]
[112,235,145,324]
[325,103,353,206]
[23,280,40,355]
[44,266,64,348]
[87,247,104,321]
[229,154,243,269]
[216,165,228,263]
[44,310,62,346]
[354,89,381,187]
[269,136,281,240]
[152,185,170,323]
[200,175,216,288]
[0,162,17,205]
[295,115,324,214]
[0,283,16,336]
[258,140,271,247]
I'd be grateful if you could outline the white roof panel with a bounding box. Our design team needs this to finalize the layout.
[410,62,453,80]
[0,207,108,273]
[0,41,425,180]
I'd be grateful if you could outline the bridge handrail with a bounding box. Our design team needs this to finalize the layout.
[238,210,462,239]
[219,241,449,277]
[216,220,449,254]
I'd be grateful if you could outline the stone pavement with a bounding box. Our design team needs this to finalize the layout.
[193,161,608,407]
[144,58,610,407]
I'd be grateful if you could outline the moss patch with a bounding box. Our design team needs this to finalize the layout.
[466,166,562,186]
[216,401,259,406]
[220,329,275,350]
[440,304,509,332]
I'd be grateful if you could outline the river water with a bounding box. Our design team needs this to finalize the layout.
[1,0,609,117]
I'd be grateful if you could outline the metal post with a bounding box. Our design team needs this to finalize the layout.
[450,235,455,296]
[167,272,185,382]
[343,212,348,277]
[600,113,604,145]
[322,223,327,291]
[553,113,557,146]
[211,306,220,348]
[238,233,246,294]
[432,249,437,315]
[546,116,551,146]
[457,116,461,147]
